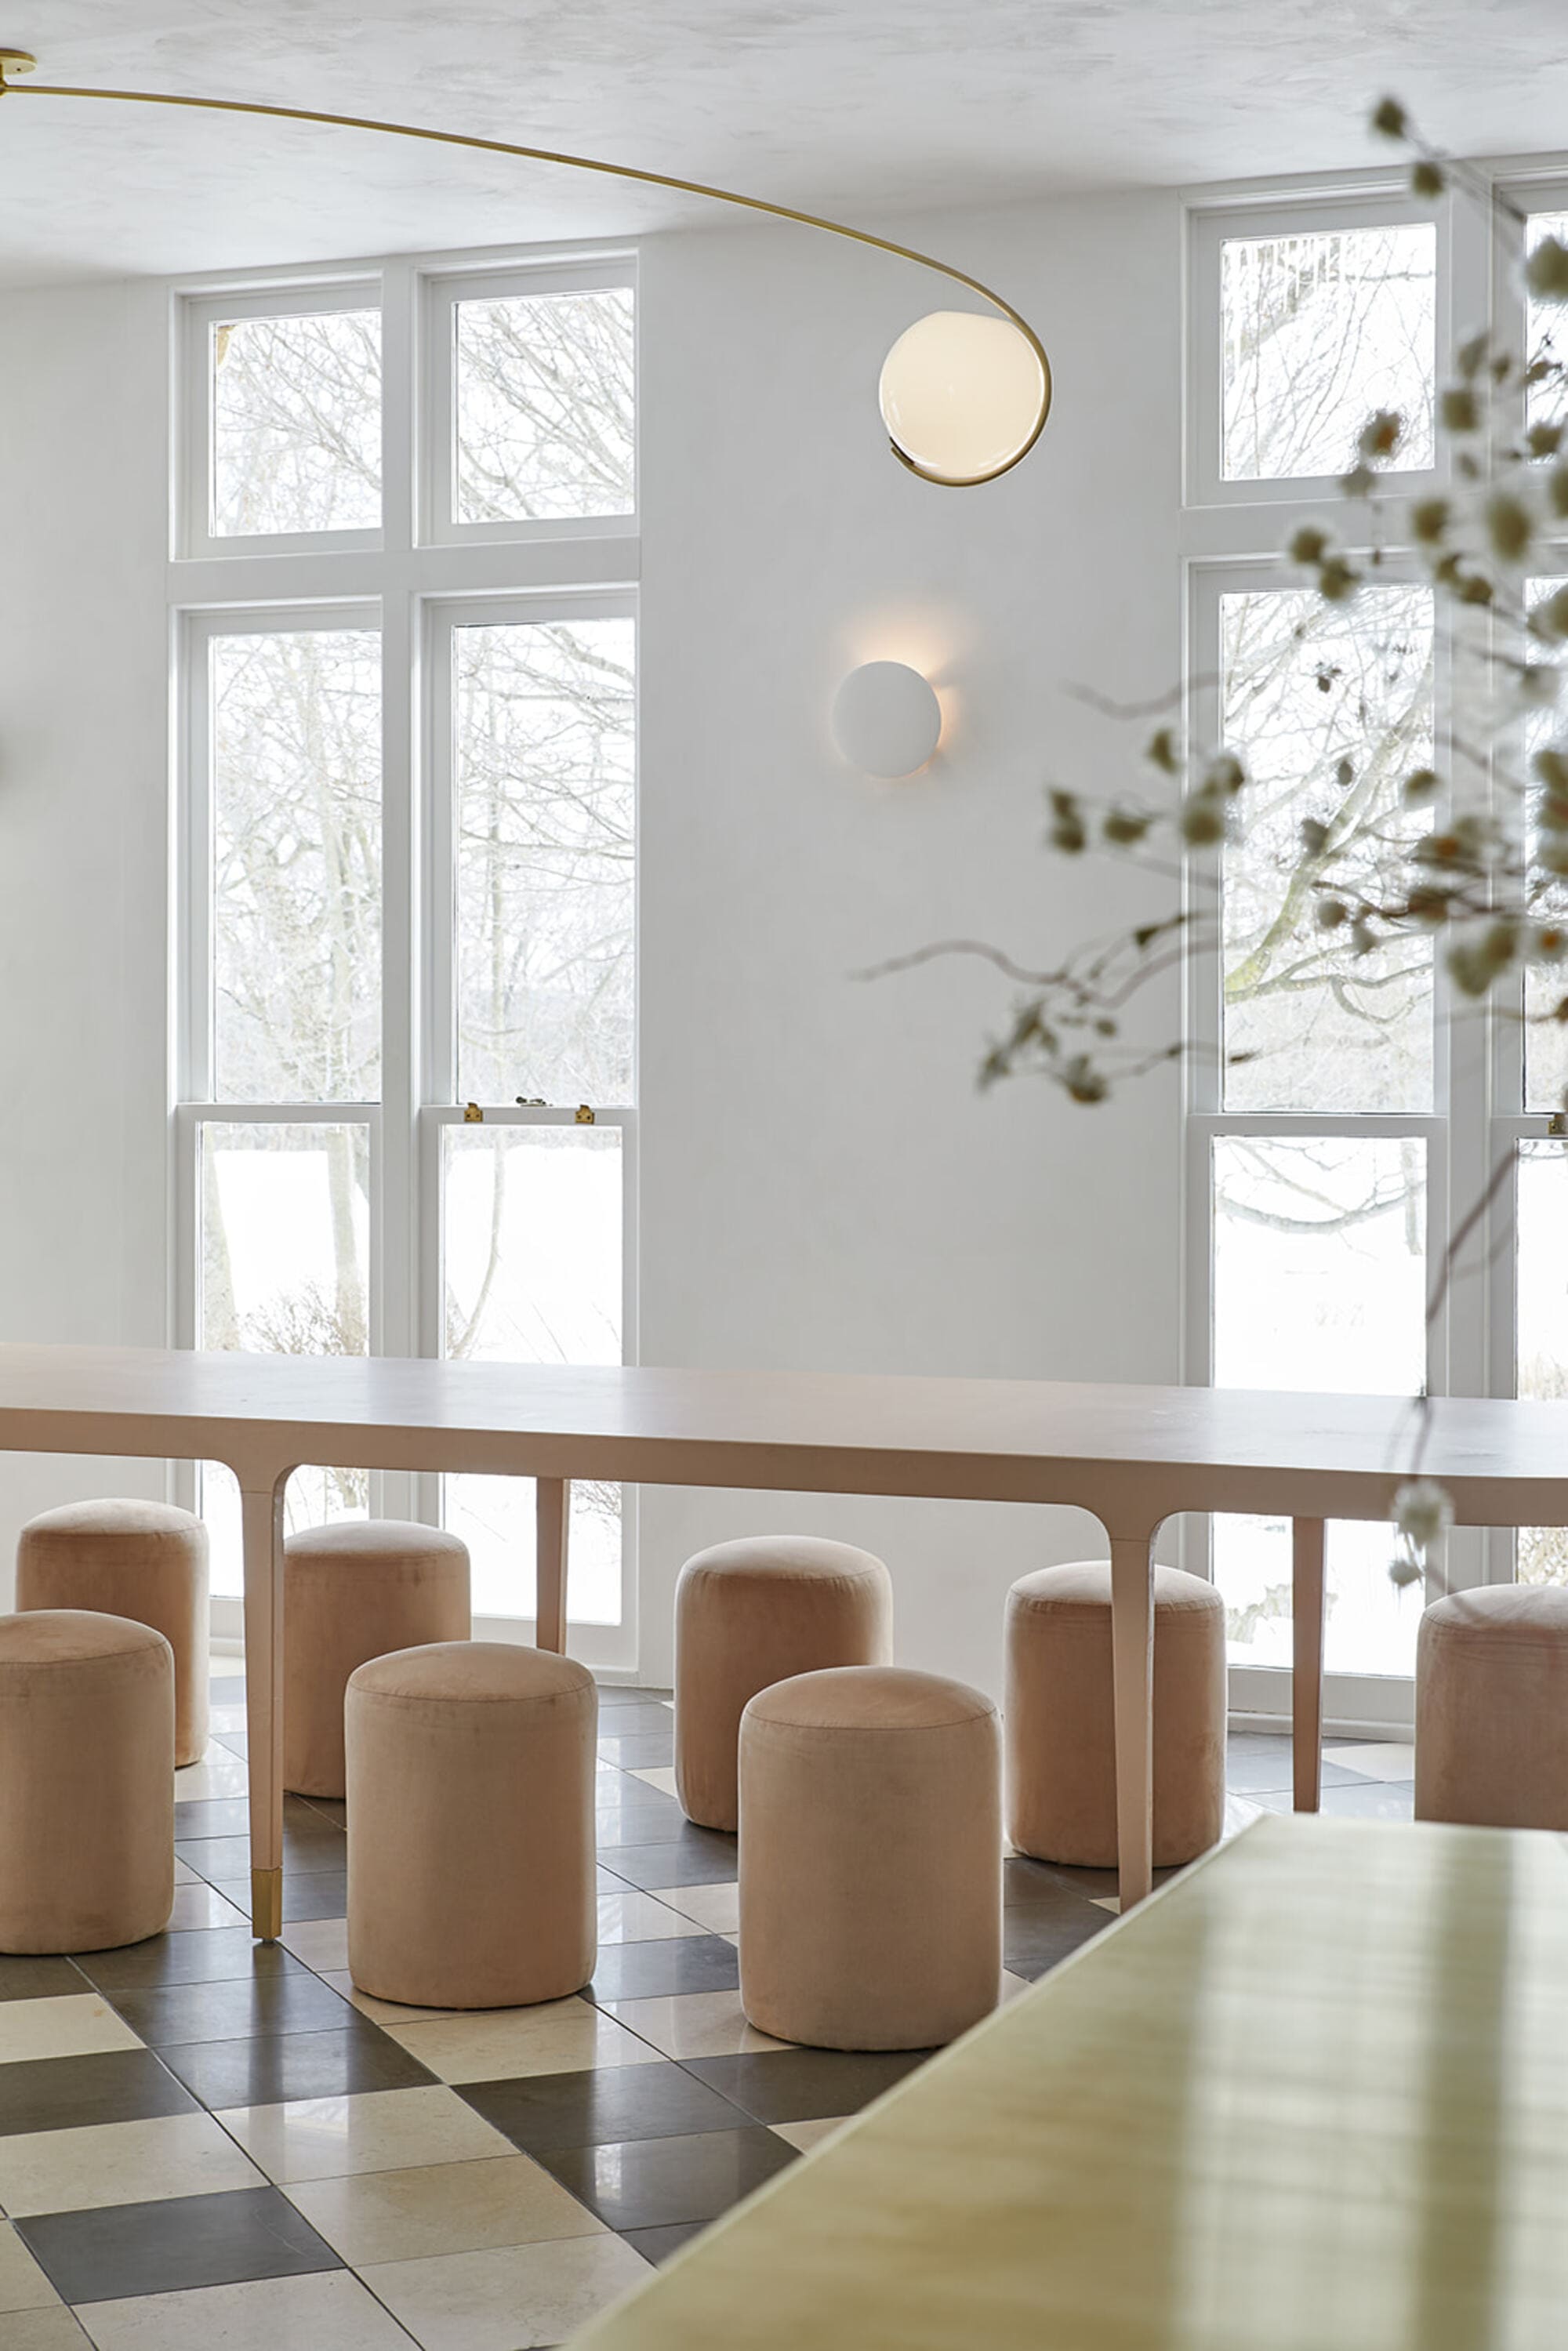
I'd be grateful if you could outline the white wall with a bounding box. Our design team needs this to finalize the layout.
[0,191,1185,1689]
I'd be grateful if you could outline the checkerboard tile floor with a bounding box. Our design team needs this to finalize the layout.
[0,1670,1414,2350]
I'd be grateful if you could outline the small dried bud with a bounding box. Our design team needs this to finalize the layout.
[1179,797,1227,847]
[1528,421,1564,459]
[1318,555,1361,603]
[1548,464,1568,520]
[1062,1054,1108,1105]
[1340,463,1376,499]
[1359,409,1403,460]
[1486,491,1534,561]
[1048,789,1087,854]
[1456,571,1495,607]
[1447,935,1503,997]
[1316,896,1348,930]
[1299,816,1330,856]
[1531,924,1567,963]
[1534,746,1568,796]
[1288,524,1330,565]
[1388,1554,1423,1590]
[1531,584,1568,642]
[1102,806,1152,846]
[1392,1478,1453,1550]
[1407,885,1451,925]
[1404,767,1439,800]
[1410,495,1450,543]
[1411,158,1445,198]
[1370,96,1408,139]
[1519,664,1560,708]
[1145,727,1178,774]
[1203,753,1246,797]
[1526,236,1568,303]
[1334,756,1355,788]
[1456,332,1490,379]
[1439,386,1480,433]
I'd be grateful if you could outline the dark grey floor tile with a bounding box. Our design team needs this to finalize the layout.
[598,1834,739,1891]
[106,1970,355,2048]
[174,1798,252,1837]
[681,2048,931,2124]
[294,1796,347,1827]
[539,2127,797,2232]
[211,1675,247,1703]
[585,1937,740,2005]
[597,1732,676,1767]
[1003,1897,1111,1979]
[1225,1743,1374,1794]
[210,1874,347,1923]
[0,1954,89,2003]
[76,1931,299,1994]
[178,1820,346,1876]
[0,2048,198,2138]
[597,1700,675,1728]
[1253,1780,1416,1820]
[158,2023,437,2107]
[460,2060,750,2153]
[18,2185,339,2305]
[621,2220,712,2266]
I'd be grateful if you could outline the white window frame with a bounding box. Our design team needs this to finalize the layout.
[1181,170,1568,1731]
[171,249,641,1674]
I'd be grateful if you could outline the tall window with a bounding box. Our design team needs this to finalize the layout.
[174,259,638,1667]
[1188,187,1568,1727]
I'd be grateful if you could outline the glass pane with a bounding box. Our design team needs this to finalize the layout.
[1517,1141,1568,1584]
[1221,222,1436,481]
[212,308,382,537]
[455,618,635,1105]
[1525,575,1568,1110]
[1214,1134,1427,1677]
[212,629,382,1105]
[1221,584,1434,1112]
[1526,212,1568,442]
[455,286,634,524]
[442,1124,622,1624]
[198,1121,371,1595]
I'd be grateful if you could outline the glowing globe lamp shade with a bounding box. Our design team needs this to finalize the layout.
[878,309,1050,487]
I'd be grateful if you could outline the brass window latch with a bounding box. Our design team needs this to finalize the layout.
[1548,1111,1566,1138]
[463,1103,483,1123]
[575,1105,595,1125]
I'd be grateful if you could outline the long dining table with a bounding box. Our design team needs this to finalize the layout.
[2,1341,1565,1936]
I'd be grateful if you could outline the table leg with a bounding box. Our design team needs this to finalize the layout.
[536,1478,569,1653]
[1109,1533,1156,1911]
[1292,1516,1327,1813]
[241,1478,288,1941]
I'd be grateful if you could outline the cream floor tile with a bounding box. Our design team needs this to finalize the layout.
[74,2268,414,2351]
[1000,1970,1033,2002]
[0,1995,142,2068]
[770,2116,851,2153]
[0,2311,90,2349]
[216,2086,515,2185]
[0,2111,263,2219]
[1092,1896,1120,1915]
[597,1892,703,1945]
[383,1997,664,2084]
[166,1881,250,1932]
[603,1990,790,2059]
[627,1765,677,1796]
[649,1881,738,1935]
[1331,1741,1417,1781]
[320,1975,466,2029]
[361,2236,652,2351]
[174,1751,250,1800]
[285,2153,604,2265]
[209,1702,248,1733]
[279,1916,350,1971]
[0,2221,60,2313]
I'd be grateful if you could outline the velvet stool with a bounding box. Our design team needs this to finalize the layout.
[1005,1560,1226,1870]
[284,1519,471,1799]
[675,1536,895,1832]
[346,1640,597,2010]
[738,1665,1001,2051]
[0,1610,175,1954]
[16,1499,209,1767]
[1417,1584,1568,1827]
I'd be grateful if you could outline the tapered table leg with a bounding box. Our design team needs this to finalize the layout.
[241,1478,288,1941]
[536,1478,569,1654]
[1293,1517,1327,1813]
[1109,1533,1156,1910]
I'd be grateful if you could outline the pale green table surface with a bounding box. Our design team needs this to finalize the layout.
[570,1814,1568,2349]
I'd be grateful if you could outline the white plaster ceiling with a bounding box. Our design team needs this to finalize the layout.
[0,1,1563,285]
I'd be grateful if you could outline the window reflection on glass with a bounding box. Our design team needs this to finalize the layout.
[1526,214,1568,442]
[455,618,634,1107]
[1213,1134,1427,1676]
[442,1124,622,1622]
[212,629,382,1105]
[1221,223,1436,481]
[212,309,382,537]
[1221,584,1434,1112]
[455,286,634,525]
[198,1121,372,1595]
[1523,577,1568,1112]
[1516,1141,1568,1584]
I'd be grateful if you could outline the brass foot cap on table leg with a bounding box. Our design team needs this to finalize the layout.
[252,1866,283,1941]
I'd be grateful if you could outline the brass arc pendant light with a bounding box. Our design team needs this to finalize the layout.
[0,45,1051,488]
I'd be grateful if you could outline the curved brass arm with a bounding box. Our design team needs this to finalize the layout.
[0,48,1051,483]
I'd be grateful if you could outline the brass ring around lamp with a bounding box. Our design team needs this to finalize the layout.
[0,45,1051,488]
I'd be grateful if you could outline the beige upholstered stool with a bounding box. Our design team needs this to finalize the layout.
[346,1642,597,2010]
[1005,1561,1226,1870]
[1417,1584,1568,1828]
[676,1537,894,1831]
[284,1520,471,1799]
[16,1500,209,1767]
[0,1611,175,1954]
[739,1665,1001,2052]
